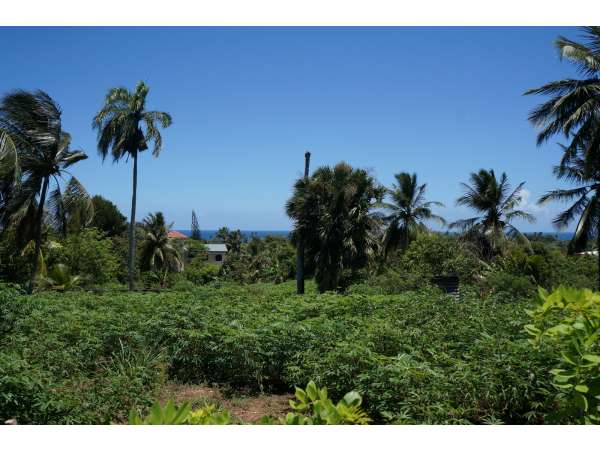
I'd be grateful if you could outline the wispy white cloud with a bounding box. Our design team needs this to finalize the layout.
[519,188,544,214]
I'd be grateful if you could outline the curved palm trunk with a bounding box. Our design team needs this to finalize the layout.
[27,175,50,295]
[128,151,138,291]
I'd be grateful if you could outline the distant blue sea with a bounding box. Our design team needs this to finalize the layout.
[176,230,290,240]
[526,232,573,241]
[176,230,573,241]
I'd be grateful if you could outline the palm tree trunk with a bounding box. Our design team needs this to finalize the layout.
[597,227,600,292]
[128,150,138,291]
[296,151,311,295]
[27,175,50,295]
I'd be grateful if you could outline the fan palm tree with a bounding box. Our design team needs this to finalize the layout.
[449,169,535,255]
[140,212,183,287]
[286,162,384,292]
[525,27,600,169]
[538,145,600,289]
[0,90,89,293]
[380,172,445,258]
[93,81,172,290]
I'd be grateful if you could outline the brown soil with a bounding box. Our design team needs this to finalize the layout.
[158,383,293,423]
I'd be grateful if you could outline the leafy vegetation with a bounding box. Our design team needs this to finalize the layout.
[0,281,574,425]
[526,286,600,424]
[0,90,89,293]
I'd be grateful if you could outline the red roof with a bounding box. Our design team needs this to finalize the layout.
[168,231,188,239]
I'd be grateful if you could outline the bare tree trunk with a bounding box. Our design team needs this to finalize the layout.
[296,151,311,295]
[27,175,50,295]
[128,150,138,291]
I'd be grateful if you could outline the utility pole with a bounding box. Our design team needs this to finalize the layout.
[296,151,311,294]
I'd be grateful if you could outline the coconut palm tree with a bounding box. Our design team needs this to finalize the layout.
[380,172,445,258]
[46,176,94,237]
[286,162,384,292]
[538,145,600,289]
[140,212,183,287]
[0,90,89,293]
[93,81,172,290]
[525,27,600,168]
[449,169,535,256]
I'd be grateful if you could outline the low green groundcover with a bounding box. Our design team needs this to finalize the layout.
[0,282,557,424]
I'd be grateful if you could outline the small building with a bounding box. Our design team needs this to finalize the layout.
[168,230,188,239]
[206,243,227,264]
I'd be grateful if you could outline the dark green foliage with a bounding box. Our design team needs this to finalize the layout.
[286,162,385,292]
[215,227,244,253]
[481,271,536,300]
[375,232,484,293]
[0,90,90,293]
[221,235,295,284]
[381,172,445,258]
[0,228,32,283]
[499,243,597,291]
[190,210,201,240]
[183,259,220,285]
[90,195,127,237]
[449,169,534,257]
[139,212,183,276]
[0,281,558,424]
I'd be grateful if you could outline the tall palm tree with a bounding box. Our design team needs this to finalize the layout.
[380,172,445,258]
[286,162,384,292]
[525,27,600,168]
[538,145,600,289]
[449,169,535,255]
[93,81,172,290]
[0,90,89,293]
[140,212,183,287]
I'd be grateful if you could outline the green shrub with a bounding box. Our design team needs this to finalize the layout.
[184,260,220,285]
[52,228,120,286]
[526,286,600,424]
[481,270,536,300]
[398,233,484,283]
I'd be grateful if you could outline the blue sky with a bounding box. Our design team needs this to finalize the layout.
[0,27,583,231]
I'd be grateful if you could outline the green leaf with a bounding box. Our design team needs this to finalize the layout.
[306,381,318,402]
[342,391,362,407]
[583,354,600,364]
[575,385,589,393]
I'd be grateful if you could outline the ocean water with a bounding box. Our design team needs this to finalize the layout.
[176,230,573,241]
[528,232,573,241]
[176,230,290,240]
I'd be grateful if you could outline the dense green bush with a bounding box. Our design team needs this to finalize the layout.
[480,270,536,300]
[50,228,120,286]
[398,233,484,283]
[499,243,597,291]
[183,259,220,285]
[0,281,558,424]
[221,235,295,284]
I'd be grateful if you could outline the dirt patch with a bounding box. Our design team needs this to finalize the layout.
[158,383,293,423]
